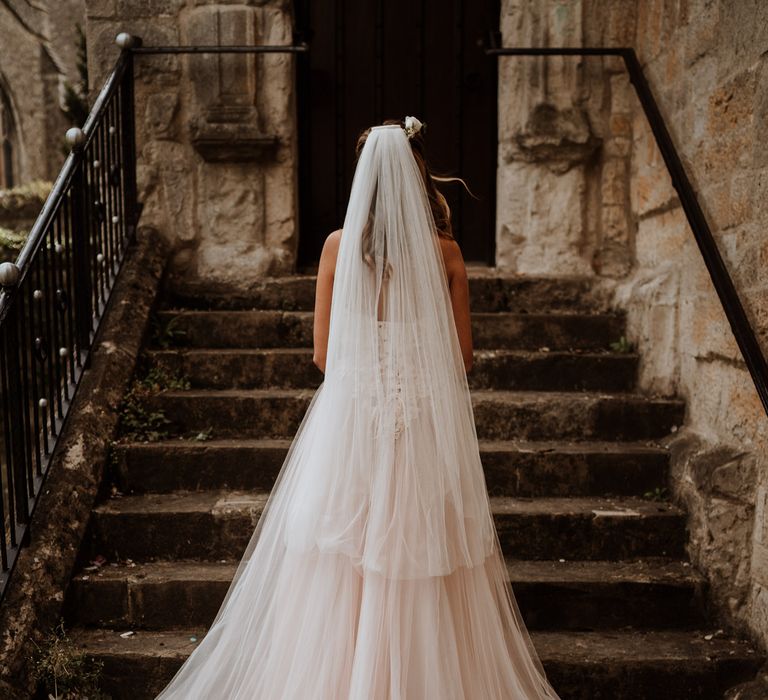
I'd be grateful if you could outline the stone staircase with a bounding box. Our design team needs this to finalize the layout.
[64,273,764,699]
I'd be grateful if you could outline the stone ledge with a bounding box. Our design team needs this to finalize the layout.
[0,226,169,697]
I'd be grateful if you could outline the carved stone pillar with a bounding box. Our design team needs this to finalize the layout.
[186,4,278,162]
[86,0,299,286]
[497,0,601,275]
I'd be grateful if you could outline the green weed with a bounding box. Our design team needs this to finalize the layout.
[29,620,110,699]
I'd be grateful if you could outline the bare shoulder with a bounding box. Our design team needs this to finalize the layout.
[438,236,466,278]
[319,229,342,269]
[324,228,342,253]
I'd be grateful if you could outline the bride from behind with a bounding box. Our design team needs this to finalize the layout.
[154,117,562,699]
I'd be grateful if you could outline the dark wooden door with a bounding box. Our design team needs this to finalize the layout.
[295,0,499,267]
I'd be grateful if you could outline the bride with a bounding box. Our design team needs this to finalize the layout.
[154,117,562,699]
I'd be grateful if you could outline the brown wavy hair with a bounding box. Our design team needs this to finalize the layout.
[355,118,459,236]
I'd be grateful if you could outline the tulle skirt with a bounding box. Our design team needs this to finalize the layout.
[155,323,561,699]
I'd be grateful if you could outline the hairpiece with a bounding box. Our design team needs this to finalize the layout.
[404,116,426,139]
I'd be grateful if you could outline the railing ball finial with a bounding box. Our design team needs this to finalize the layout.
[115,32,140,49]
[65,127,86,150]
[0,262,20,288]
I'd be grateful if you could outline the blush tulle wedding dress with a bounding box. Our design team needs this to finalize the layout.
[154,124,562,699]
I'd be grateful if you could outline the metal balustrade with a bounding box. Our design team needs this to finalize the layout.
[0,36,140,600]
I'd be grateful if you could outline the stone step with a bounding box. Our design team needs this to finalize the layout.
[536,629,763,699]
[163,273,606,314]
[88,491,687,562]
[153,310,626,352]
[142,389,685,442]
[147,347,639,392]
[67,558,705,632]
[113,438,670,498]
[71,626,763,700]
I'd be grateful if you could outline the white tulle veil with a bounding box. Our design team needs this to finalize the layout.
[155,123,560,699]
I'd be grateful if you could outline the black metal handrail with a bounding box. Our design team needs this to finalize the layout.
[0,40,139,601]
[488,45,768,418]
[132,44,309,55]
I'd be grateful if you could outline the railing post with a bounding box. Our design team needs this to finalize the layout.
[119,48,139,237]
[70,157,94,363]
[4,308,29,529]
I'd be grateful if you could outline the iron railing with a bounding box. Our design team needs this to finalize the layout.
[0,40,139,599]
[487,45,768,418]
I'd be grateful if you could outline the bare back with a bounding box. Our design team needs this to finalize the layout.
[312,229,473,374]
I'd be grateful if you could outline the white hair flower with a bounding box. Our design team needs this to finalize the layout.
[404,116,424,139]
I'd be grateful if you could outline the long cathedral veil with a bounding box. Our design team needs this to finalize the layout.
[155,124,561,699]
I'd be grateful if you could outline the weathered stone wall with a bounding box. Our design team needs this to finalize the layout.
[498,0,768,649]
[618,0,768,650]
[85,0,299,288]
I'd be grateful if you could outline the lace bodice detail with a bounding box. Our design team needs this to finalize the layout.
[329,320,432,439]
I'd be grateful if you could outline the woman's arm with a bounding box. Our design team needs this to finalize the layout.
[440,238,474,372]
[312,230,342,373]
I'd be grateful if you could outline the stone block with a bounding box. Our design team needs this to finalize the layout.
[86,20,126,88]
[256,6,295,135]
[143,92,180,139]
[681,291,737,362]
[635,0,665,62]
[512,104,601,174]
[701,177,748,234]
[116,0,187,17]
[603,0,637,45]
[682,0,720,67]
[604,136,631,158]
[721,231,768,290]
[682,53,718,143]
[188,160,290,284]
[601,203,629,244]
[596,201,632,278]
[635,206,688,269]
[748,291,768,353]
[754,63,768,167]
[708,69,756,135]
[753,488,768,586]
[138,141,196,244]
[613,264,680,396]
[86,0,116,18]
[665,427,761,626]
[496,162,592,275]
[684,360,764,444]
[685,445,758,504]
[610,73,633,115]
[601,158,628,207]
[608,113,632,138]
[135,53,182,85]
[630,113,676,215]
